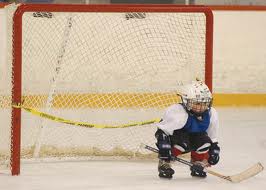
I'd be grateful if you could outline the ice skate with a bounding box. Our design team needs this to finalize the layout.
[190,160,208,178]
[158,160,175,179]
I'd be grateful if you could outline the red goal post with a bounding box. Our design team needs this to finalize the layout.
[6,4,213,175]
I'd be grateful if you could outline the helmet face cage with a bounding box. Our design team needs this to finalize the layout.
[185,98,213,114]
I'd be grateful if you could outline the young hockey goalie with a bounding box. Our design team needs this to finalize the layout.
[155,80,220,179]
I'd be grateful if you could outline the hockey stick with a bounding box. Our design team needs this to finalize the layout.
[142,144,264,183]
[12,103,160,129]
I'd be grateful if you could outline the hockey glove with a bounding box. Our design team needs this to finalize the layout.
[155,129,172,161]
[208,142,220,165]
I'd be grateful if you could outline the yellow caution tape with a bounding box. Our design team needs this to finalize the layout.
[12,104,161,129]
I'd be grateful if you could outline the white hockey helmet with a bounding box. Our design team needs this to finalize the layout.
[179,80,212,114]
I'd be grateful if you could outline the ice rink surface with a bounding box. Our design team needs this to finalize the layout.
[1,107,266,190]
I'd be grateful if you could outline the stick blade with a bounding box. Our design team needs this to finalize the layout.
[228,162,264,183]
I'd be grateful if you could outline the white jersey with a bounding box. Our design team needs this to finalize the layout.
[156,104,219,143]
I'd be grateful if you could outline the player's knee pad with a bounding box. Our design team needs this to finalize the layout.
[171,144,186,156]
[172,141,190,156]
[191,142,211,162]
[195,142,211,154]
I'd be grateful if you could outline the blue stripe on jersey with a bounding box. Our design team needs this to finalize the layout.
[183,111,210,133]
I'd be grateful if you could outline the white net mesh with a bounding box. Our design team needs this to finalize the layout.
[0,4,211,173]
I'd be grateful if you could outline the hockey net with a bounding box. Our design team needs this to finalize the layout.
[0,4,213,175]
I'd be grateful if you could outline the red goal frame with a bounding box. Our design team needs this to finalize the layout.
[10,4,213,175]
